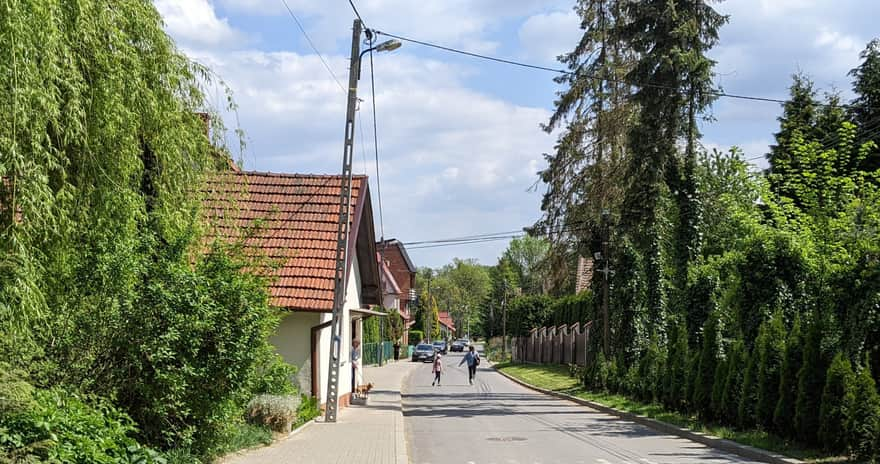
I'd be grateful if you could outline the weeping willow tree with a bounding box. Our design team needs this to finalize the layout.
[1,0,284,453]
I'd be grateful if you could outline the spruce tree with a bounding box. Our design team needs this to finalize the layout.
[775,317,804,438]
[796,315,827,445]
[847,363,880,462]
[849,39,880,172]
[819,352,855,452]
[756,313,786,429]
[767,74,820,179]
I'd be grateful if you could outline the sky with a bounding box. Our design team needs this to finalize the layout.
[154,0,879,268]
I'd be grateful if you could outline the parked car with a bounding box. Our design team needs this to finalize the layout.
[451,339,467,352]
[412,344,436,362]
[432,340,448,355]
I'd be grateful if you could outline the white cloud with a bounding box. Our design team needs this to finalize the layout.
[154,0,242,47]
[517,10,581,63]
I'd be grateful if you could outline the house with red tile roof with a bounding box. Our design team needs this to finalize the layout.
[438,310,456,339]
[377,239,417,343]
[203,171,384,408]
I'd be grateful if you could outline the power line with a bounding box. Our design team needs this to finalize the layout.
[279,0,346,94]
[368,40,386,244]
[373,30,862,109]
[346,0,366,27]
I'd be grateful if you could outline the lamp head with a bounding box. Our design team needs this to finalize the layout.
[375,39,402,52]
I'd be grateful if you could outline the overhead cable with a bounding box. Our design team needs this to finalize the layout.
[279,0,346,93]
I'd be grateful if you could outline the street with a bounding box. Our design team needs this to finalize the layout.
[402,350,761,464]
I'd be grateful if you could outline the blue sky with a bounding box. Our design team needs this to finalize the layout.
[155,0,880,268]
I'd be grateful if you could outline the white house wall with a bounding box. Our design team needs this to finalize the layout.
[270,311,320,395]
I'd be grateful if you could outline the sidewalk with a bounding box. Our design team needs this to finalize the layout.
[221,360,418,464]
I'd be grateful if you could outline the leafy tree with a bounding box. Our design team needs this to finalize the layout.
[756,312,786,429]
[847,362,880,462]
[502,236,549,296]
[775,316,804,437]
[818,352,855,451]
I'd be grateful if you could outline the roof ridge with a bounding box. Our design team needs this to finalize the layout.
[237,170,368,180]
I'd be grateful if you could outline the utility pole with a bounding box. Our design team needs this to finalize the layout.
[324,18,362,423]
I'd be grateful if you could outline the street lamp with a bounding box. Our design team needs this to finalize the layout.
[357,34,402,79]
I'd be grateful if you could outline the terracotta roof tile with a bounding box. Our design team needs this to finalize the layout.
[203,171,366,312]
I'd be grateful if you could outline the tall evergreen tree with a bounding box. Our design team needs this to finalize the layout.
[619,0,727,330]
[849,38,880,172]
[720,340,745,425]
[738,347,759,428]
[693,311,720,419]
[796,315,828,445]
[756,312,786,429]
[775,317,804,437]
[767,73,820,180]
[819,352,855,452]
[847,362,880,462]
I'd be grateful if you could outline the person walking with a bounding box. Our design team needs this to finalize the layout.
[459,345,480,385]
[432,353,443,386]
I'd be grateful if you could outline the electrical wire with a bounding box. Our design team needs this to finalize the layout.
[279,0,346,94]
[368,41,386,245]
[373,30,868,110]
[346,0,366,27]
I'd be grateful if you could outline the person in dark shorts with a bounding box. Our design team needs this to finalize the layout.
[458,345,480,385]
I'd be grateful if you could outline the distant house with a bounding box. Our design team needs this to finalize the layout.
[438,311,456,339]
[203,171,383,408]
[377,239,417,343]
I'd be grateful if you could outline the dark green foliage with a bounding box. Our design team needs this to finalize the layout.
[694,312,720,419]
[507,295,554,336]
[775,317,804,437]
[721,341,745,425]
[756,313,786,429]
[363,315,381,343]
[663,322,689,412]
[711,351,728,420]
[549,292,594,328]
[818,353,855,451]
[0,387,165,463]
[635,336,664,402]
[739,348,758,428]
[408,330,424,345]
[847,363,880,461]
[796,316,828,445]
[849,39,880,171]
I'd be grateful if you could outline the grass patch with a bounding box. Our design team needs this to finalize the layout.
[497,362,849,463]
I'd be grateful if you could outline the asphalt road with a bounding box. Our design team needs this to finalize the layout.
[402,349,763,464]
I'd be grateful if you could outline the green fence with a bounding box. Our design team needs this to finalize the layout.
[363,341,395,366]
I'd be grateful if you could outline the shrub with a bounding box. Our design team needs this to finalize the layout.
[774,316,803,438]
[249,354,298,396]
[0,387,164,464]
[245,395,301,433]
[847,363,880,462]
[756,313,786,428]
[818,352,855,451]
[295,395,321,427]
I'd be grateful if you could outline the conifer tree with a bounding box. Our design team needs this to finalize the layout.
[819,352,855,452]
[796,315,827,445]
[849,38,880,172]
[694,311,720,419]
[847,362,880,462]
[775,317,804,437]
[756,313,786,428]
[721,340,745,425]
[739,347,759,428]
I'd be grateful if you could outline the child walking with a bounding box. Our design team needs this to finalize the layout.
[432,353,443,386]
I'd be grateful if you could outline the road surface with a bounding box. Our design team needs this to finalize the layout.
[402,350,761,464]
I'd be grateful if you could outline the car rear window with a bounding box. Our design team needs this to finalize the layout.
[416,344,433,350]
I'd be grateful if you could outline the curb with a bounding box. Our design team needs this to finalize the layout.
[493,367,802,464]
[396,364,418,464]
[287,417,318,437]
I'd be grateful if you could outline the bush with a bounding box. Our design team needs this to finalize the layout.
[774,316,803,438]
[245,395,301,433]
[818,352,855,451]
[0,387,164,464]
[295,395,321,427]
[249,354,298,396]
[847,364,880,462]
